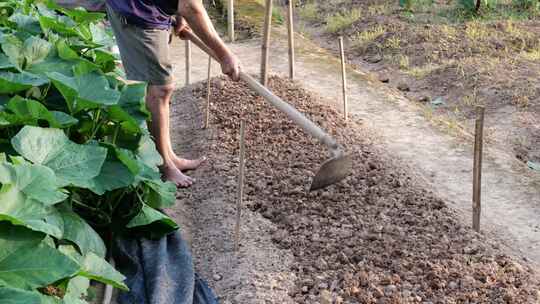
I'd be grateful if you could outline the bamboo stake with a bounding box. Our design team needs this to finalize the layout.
[261,0,273,86]
[204,56,212,129]
[472,106,485,232]
[339,36,348,121]
[185,40,191,86]
[234,120,246,252]
[228,0,235,42]
[287,0,295,80]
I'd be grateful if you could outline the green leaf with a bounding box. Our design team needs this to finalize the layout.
[144,180,176,209]
[79,253,128,291]
[0,286,42,304]
[108,82,149,134]
[137,135,163,169]
[56,39,79,60]
[0,161,67,205]
[115,147,141,175]
[0,182,64,238]
[23,36,52,67]
[11,126,107,188]
[89,23,113,47]
[3,96,78,128]
[0,53,15,69]
[63,276,90,304]
[0,160,66,237]
[89,160,134,195]
[1,35,24,69]
[47,72,121,113]
[38,15,78,38]
[0,223,79,290]
[28,56,75,78]
[0,71,48,94]
[58,208,106,258]
[8,13,41,34]
[127,204,178,237]
[64,8,104,24]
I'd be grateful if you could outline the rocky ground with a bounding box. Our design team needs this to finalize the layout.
[180,75,540,303]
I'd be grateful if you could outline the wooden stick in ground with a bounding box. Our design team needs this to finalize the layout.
[228,0,235,42]
[339,36,348,121]
[185,40,192,86]
[286,0,295,80]
[472,105,485,232]
[234,120,246,252]
[261,0,273,86]
[204,56,212,129]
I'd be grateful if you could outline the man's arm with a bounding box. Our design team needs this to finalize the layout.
[176,0,240,81]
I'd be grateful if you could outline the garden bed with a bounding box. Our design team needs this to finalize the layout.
[180,75,540,303]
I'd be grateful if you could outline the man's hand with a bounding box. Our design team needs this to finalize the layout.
[173,15,192,40]
[174,13,241,81]
[220,52,241,82]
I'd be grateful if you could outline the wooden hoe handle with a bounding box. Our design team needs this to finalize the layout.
[184,32,341,153]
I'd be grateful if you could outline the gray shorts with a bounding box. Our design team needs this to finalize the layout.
[106,5,174,86]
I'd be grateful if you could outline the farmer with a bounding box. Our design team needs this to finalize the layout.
[105,0,241,187]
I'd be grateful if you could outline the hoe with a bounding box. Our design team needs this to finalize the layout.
[184,32,352,191]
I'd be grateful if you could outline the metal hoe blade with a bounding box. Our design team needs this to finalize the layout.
[310,153,353,191]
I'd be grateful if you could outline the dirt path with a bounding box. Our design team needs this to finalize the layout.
[167,86,297,303]
[169,30,540,267]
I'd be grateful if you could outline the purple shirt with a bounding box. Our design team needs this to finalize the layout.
[106,0,173,29]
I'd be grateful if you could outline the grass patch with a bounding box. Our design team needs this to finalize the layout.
[521,48,540,60]
[392,54,410,70]
[385,35,401,49]
[325,9,362,33]
[404,63,439,78]
[352,25,386,47]
[298,2,319,21]
[465,21,490,40]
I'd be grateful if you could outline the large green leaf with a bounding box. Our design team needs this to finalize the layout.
[144,180,176,209]
[23,36,52,67]
[127,204,178,238]
[38,15,78,37]
[0,286,42,304]
[89,23,113,47]
[137,135,163,169]
[58,208,106,258]
[0,53,15,69]
[89,159,134,195]
[1,96,78,128]
[63,276,90,304]
[108,83,149,134]
[0,162,66,237]
[59,246,128,291]
[1,35,24,69]
[11,126,107,188]
[0,161,67,205]
[47,72,121,113]
[28,56,75,78]
[79,253,128,291]
[8,13,41,34]
[0,223,79,290]
[0,71,48,94]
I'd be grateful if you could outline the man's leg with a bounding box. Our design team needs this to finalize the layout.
[106,6,205,186]
[146,84,196,187]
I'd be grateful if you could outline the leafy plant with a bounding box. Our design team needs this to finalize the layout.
[0,0,179,302]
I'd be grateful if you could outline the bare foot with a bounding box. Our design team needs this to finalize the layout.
[161,165,195,188]
[171,156,207,172]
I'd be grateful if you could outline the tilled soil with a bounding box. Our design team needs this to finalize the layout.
[188,75,539,303]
